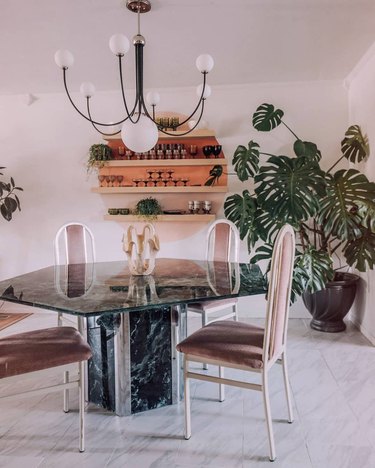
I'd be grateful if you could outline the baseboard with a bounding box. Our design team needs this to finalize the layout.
[349,317,375,345]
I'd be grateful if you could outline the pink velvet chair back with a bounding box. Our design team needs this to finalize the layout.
[54,223,96,266]
[263,225,295,363]
[206,220,240,263]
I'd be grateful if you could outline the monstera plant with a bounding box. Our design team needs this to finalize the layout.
[0,167,23,221]
[224,103,375,316]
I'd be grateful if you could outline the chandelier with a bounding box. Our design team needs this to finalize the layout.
[54,0,214,153]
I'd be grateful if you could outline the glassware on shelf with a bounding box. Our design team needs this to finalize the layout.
[110,175,117,187]
[98,175,106,187]
[188,201,194,214]
[105,175,111,187]
[173,150,180,159]
[125,150,132,160]
[202,145,213,158]
[157,150,164,160]
[118,146,125,159]
[172,178,181,187]
[167,169,174,179]
[132,178,141,187]
[162,178,170,187]
[181,149,187,159]
[189,145,198,157]
[212,145,222,158]
[181,177,189,186]
[165,149,172,159]
[149,150,156,160]
[193,200,201,214]
[203,200,212,214]
[116,175,124,187]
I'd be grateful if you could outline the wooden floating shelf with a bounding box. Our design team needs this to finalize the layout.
[104,214,216,222]
[92,186,227,194]
[98,158,227,167]
[104,129,216,141]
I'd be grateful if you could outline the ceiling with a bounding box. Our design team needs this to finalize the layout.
[1,0,375,95]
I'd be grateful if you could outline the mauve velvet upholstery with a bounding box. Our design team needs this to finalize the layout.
[0,327,92,379]
[190,297,238,311]
[177,320,265,369]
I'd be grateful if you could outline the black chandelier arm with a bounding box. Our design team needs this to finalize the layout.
[135,42,144,116]
[86,99,122,136]
[63,69,129,127]
[156,99,206,136]
[118,55,139,123]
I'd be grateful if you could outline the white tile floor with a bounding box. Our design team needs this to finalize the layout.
[0,303,374,468]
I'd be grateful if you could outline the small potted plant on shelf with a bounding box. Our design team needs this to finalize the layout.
[0,167,23,221]
[134,197,163,221]
[224,103,375,332]
[87,144,112,173]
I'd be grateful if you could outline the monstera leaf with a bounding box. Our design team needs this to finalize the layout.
[252,103,284,132]
[293,140,321,162]
[224,190,257,242]
[205,165,223,186]
[255,155,326,224]
[318,169,375,240]
[232,141,260,181]
[341,125,369,163]
[343,228,375,271]
[253,210,283,245]
[295,246,334,293]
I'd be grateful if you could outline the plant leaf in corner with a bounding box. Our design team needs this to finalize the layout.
[252,103,284,132]
[341,125,369,163]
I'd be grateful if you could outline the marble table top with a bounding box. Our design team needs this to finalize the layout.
[0,258,266,317]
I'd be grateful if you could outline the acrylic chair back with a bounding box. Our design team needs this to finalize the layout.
[206,220,240,263]
[54,222,96,266]
[262,224,295,365]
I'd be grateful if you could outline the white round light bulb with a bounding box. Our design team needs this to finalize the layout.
[146,91,161,106]
[196,84,211,99]
[80,81,96,98]
[121,114,159,153]
[109,34,130,56]
[54,49,74,69]
[196,54,214,73]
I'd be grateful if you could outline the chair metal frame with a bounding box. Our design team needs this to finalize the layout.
[0,360,87,452]
[182,224,296,462]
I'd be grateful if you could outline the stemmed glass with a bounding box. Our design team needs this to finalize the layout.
[181,177,189,186]
[212,145,222,158]
[132,178,140,187]
[202,145,213,158]
[172,178,181,187]
[167,169,174,180]
[162,178,169,187]
[116,175,124,187]
[110,175,117,187]
[105,175,111,187]
[146,169,154,185]
[189,145,198,157]
[98,175,105,187]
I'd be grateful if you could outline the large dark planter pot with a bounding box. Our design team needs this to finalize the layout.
[302,272,359,332]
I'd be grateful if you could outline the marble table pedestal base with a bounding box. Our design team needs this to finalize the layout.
[86,305,187,416]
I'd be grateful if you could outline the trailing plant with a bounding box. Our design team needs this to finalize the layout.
[0,167,23,222]
[225,103,375,302]
[134,197,163,220]
[87,144,112,172]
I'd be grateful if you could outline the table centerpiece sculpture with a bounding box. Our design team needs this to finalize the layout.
[122,224,160,275]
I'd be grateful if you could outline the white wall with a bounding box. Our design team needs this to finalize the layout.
[0,80,348,317]
[347,43,375,343]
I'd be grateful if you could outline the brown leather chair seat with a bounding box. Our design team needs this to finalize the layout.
[0,327,92,379]
[177,320,265,369]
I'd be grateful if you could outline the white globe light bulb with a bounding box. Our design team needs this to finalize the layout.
[80,81,96,98]
[196,84,211,99]
[196,54,214,73]
[54,49,74,69]
[146,91,161,106]
[121,114,159,153]
[109,34,130,56]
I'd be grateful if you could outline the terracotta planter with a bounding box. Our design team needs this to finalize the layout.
[302,272,359,332]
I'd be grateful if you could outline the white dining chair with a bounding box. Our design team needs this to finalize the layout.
[54,222,96,412]
[177,224,296,462]
[187,219,240,368]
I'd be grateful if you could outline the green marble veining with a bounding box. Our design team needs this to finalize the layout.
[0,258,266,317]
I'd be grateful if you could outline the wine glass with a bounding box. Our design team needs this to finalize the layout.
[167,169,174,180]
[181,177,189,187]
[132,178,140,187]
[162,178,169,187]
[105,175,111,187]
[212,145,222,158]
[110,175,116,187]
[146,169,154,182]
[98,175,105,187]
[116,175,124,187]
[202,145,213,158]
[172,178,181,187]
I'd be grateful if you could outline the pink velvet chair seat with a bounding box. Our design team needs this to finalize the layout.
[177,320,265,369]
[189,297,238,312]
[0,327,92,379]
